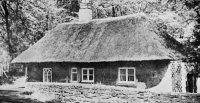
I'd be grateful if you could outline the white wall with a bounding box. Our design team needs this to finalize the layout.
[148,62,172,93]
[149,61,187,93]
[197,78,200,93]
[79,9,92,22]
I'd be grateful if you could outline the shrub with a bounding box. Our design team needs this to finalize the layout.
[0,76,15,85]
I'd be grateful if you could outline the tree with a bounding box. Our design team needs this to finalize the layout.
[183,0,200,70]
[0,0,22,58]
[0,0,79,60]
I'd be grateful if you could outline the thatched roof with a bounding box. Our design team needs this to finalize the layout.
[12,14,185,63]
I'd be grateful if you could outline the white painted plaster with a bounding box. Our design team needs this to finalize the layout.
[197,78,200,93]
[149,61,190,93]
[148,63,172,93]
[181,63,187,93]
[79,9,92,22]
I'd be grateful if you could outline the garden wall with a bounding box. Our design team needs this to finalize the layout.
[26,82,200,103]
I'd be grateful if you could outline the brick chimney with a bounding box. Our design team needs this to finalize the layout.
[79,0,92,21]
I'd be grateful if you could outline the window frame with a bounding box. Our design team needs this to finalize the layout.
[43,68,52,83]
[71,67,78,82]
[118,67,136,83]
[82,68,94,83]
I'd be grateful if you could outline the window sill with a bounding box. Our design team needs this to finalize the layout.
[81,80,94,83]
[70,81,79,83]
[116,82,136,86]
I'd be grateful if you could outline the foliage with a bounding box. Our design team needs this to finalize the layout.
[0,76,15,85]
[182,0,200,73]
[0,0,78,60]
[0,0,24,59]
[92,0,196,41]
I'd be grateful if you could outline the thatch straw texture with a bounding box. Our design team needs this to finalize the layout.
[12,14,184,63]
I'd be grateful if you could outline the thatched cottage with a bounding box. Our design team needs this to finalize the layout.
[12,14,189,90]
[12,0,194,93]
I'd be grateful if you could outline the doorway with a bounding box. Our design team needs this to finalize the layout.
[186,73,197,93]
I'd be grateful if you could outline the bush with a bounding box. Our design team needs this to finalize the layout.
[0,76,15,85]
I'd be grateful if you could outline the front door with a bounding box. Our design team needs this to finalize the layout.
[186,73,197,93]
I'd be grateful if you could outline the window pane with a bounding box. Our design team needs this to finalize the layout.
[47,71,52,76]
[47,70,52,82]
[120,75,126,81]
[83,70,87,74]
[48,74,52,82]
[83,75,87,80]
[72,73,77,81]
[72,69,77,72]
[47,78,51,82]
[44,72,47,77]
[45,78,47,82]
[89,69,93,75]
[89,75,93,80]
[44,74,47,82]
[128,76,134,81]
[128,69,134,75]
[120,69,126,75]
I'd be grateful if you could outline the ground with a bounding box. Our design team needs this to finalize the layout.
[0,76,42,103]
[1,87,200,103]
[0,77,200,103]
[0,89,42,103]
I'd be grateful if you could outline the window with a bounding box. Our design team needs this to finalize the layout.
[43,68,52,82]
[71,68,78,82]
[118,67,135,83]
[82,68,94,82]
